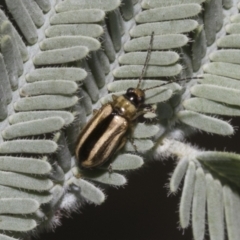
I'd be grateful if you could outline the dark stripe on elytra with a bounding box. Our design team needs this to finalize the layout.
[79,113,114,163]
[91,122,124,165]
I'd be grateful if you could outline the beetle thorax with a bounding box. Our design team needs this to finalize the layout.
[112,95,137,120]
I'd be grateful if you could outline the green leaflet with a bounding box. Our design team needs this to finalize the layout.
[45,24,104,38]
[210,49,240,64]
[113,65,182,78]
[0,140,58,154]
[87,52,106,88]
[1,21,23,76]
[136,4,201,22]
[0,9,29,61]
[0,198,39,214]
[130,20,198,36]
[169,149,240,240]
[121,0,134,20]
[80,89,93,115]
[192,168,206,240]
[125,139,154,152]
[0,185,52,204]
[53,132,72,173]
[2,117,65,139]
[230,13,240,23]
[141,0,205,8]
[50,9,105,24]
[183,98,240,116]
[0,156,51,174]
[0,54,11,103]
[223,186,240,240]
[177,110,234,135]
[145,88,173,104]
[203,62,240,80]
[33,46,89,65]
[9,111,74,125]
[110,154,144,171]
[191,84,240,106]
[223,0,232,9]
[217,34,240,48]
[73,178,105,205]
[124,34,188,51]
[106,10,122,51]
[206,174,224,240]
[197,151,240,188]
[170,157,189,193]
[1,35,18,90]
[55,0,121,12]
[5,0,38,44]
[0,170,53,191]
[23,77,76,96]
[14,95,78,111]
[226,23,240,34]
[204,0,218,46]
[22,0,45,27]
[215,0,224,31]
[133,123,159,138]
[26,67,87,82]
[201,74,240,89]
[179,162,196,228]
[192,25,206,71]
[83,171,127,186]
[118,51,179,66]
[0,215,36,231]
[40,36,100,51]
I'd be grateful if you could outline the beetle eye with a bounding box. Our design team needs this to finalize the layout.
[125,92,141,107]
[126,88,134,94]
[125,88,145,107]
[127,93,138,106]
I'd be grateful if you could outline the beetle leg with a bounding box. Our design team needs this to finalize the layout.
[142,104,156,113]
[132,110,149,120]
[108,164,113,174]
[128,137,137,152]
[132,104,156,120]
[142,103,152,109]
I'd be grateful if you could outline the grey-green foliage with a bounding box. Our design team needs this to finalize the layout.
[0,0,240,240]
[164,141,240,240]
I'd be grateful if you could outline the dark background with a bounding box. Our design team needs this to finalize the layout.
[36,117,240,240]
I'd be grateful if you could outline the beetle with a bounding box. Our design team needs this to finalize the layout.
[75,87,147,169]
[75,32,200,169]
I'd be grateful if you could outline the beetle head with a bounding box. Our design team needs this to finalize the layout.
[124,88,145,108]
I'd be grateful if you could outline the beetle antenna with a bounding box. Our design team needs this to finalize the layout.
[143,76,203,91]
[137,31,155,89]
